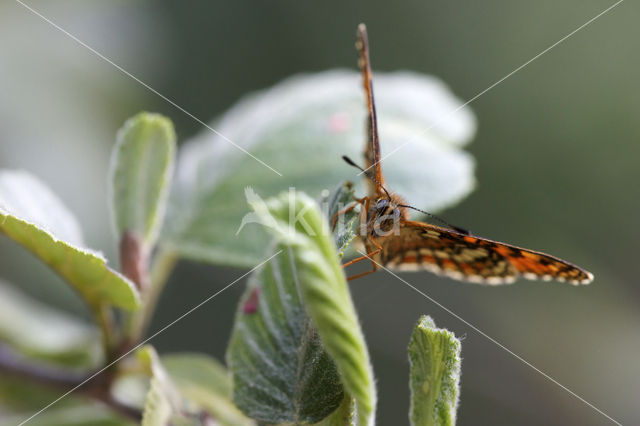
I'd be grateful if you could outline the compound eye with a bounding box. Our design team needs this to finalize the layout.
[375,199,389,212]
[393,208,401,219]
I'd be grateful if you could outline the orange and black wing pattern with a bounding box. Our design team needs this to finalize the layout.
[379,221,593,285]
[356,24,385,199]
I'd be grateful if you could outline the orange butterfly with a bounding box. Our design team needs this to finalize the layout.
[339,24,593,285]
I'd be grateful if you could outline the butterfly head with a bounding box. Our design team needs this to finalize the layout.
[368,194,408,236]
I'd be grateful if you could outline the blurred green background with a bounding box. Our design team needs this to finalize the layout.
[1,0,638,424]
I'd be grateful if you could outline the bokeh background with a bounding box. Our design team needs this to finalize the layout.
[1,1,638,424]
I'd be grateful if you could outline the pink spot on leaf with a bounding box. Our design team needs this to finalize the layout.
[328,112,350,133]
[243,287,260,314]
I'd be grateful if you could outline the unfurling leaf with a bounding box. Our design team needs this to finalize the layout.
[109,112,175,249]
[408,316,461,426]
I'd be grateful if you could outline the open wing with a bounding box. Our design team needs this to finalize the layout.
[378,221,593,285]
[356,24,386,199]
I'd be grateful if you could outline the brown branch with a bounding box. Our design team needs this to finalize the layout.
[0,345,141,421]
[119,230,150,291]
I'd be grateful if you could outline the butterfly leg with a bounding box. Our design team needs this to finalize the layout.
[331,196,369,230]
[342,238,382,281]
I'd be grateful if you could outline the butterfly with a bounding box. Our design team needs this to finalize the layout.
[337,23,593,285]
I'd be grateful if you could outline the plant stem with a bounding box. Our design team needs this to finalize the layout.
[95,303,117,361]
[0,344,141,421]
[126,247,178,343]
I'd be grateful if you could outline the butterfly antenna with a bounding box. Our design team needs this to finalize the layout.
[342,155,392,201]
[342,156,467,233]
[397,204,471,235]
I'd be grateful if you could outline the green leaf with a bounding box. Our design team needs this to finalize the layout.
[110,373,148,414]
[0,170,84,245]
[162,353,254,426]
[314,394,355,426]
[138,346,188,426]
[0,280,100,367]
[109,113,176,248]
[0,170,140,311]
[0,406,133,426]
[161,71,475,266]
[142,374,172,426]
[325,182,359,258]
[226,245,344,423]
[239,189,376,425]
[408,316,461,426]
[0,374,79,416]
[0,375,133,425]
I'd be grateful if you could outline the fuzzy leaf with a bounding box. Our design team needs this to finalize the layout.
[226,245,344,423]
[0,170,83,245]
[314,395,355,426]
[109,113,175,248]
[162,353,254,425]
[408,316,461,426]
[0,170,140,311]
[238,190,376,425]
[161,71,475,267]
[0,280,100,367]
[325,182,359,258]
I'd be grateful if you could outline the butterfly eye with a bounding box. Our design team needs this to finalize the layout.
[375,199,388,212]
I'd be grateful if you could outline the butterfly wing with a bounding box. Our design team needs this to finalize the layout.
[356,24,386,200]
[377,221,593,285]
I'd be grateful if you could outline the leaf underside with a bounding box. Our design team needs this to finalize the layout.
[161,71,476,267]
[0,170,139,311]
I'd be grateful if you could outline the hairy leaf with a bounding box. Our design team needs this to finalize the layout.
[0,170,83,245]
[325,182,359,258]
[314,394,355,426]
[226,245,344,424]
[238,190,376,425]
[161,71,475,266]
[408,316,461,426]
[109,113,175,248]
[0,170,139,311]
